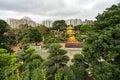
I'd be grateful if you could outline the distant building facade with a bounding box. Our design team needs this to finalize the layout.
[42,20,53,27]
[42,19,83,27]
[83,19,93,25]
[65,19,83,26]
[7,16,37,28]
[42,19,93,28]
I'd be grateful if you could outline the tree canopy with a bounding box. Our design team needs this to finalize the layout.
[0,20,12,52]
[24,27,42,45]
[43,43,73,80]
[82,3,120,80]
[52,20,67,31]
[0,49,20,80]
[71,54,89,80]
[36,25,49,35]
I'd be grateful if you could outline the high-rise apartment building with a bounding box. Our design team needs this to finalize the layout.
[65,19,83,26]
[42,19,93,27]
[42,20,53,27]
[7,16,37,28]
[83,19,93,25]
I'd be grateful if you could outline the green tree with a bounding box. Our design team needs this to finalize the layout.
[43,32,61,48]
[74,24,92,35]
[74,25,81,31]
[43,43,70,80]
[71,54,89,80]
[5,30,17,46]
[59,32,69,42]
[22,27,42,45]
[53,20,67,31]
[57,66,76,80]
[36,25,49,41]
[0,49,20,80]
[0,20,13,52]
[82,3,120,80]
[36,25,49,35]
[18,47,44,80]
[74,24,92,42]
[15,24,32,43]
[80,25,92,34]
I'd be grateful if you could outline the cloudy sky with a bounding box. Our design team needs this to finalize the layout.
[0,0,119,23]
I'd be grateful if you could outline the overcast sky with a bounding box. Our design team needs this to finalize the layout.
[0,0,119,23]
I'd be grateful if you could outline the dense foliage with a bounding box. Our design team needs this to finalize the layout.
[82,3,120,80]
[74,24,92,35]
[52,20,67,31]
[0,2,120,80]
[18,47,44,80]
[16,24,31,43]
[23,27,42,45]
[0,49,20,80]
[43,43,75,80]
[0,20,13,52]
[36,25,49,42]
[71,54,89,80]
[15,24,42,45]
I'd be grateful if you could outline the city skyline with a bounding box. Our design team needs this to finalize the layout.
[0,0,119,23]
[7,16,93,28]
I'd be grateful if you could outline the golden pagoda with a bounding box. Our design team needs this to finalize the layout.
[65,25,82,48]
[66,26,77,42]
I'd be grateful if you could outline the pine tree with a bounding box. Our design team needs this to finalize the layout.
[0,20,12,52]
[19,48,44,80]
[44,43,70,80]
[71,54,89,80]
[82,3,120,80]
[0,49,20,80]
